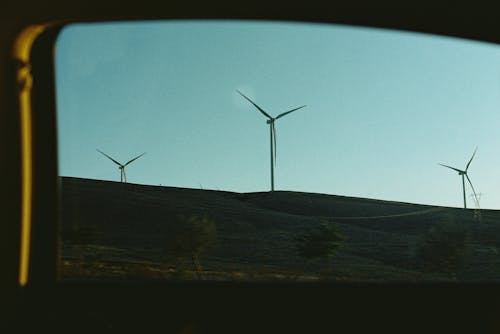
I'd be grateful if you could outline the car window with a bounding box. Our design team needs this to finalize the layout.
[55,20,500,282]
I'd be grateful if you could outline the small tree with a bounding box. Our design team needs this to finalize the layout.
[294,222,344,279]
[163,214,217,279]
[414,217,469,278]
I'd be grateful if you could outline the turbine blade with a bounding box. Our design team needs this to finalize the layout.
[124,152,146,166]
[236,90,273,119]
[272,122,277,165]
[275,105,306,120]
[465,147,478,172]
[439,163,464,174]
[97,149,123,166]
[466,174,479,207]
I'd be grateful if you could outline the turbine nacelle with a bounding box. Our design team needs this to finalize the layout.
[266,119,274,124]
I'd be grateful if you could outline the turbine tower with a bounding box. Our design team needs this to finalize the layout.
[439,147,478,209]
[237,90,305,192]
[97,149,146,183]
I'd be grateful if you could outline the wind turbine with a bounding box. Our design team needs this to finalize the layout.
[439,147,478,209]
[97,149,146,183]
[237,90,306,192]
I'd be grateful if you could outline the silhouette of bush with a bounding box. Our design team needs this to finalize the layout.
[294,222,344,277]
[414,216,469,277]
[163,214,217,279]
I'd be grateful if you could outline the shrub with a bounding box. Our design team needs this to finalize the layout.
[294,222,344,278]
[414,216,469,277]
[163,214,217,279]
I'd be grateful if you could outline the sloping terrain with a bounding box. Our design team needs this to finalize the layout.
[59,176,500,282]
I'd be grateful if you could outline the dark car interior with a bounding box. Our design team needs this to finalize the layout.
[4,2,500,333]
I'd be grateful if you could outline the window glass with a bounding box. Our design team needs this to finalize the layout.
[56,20,500,282]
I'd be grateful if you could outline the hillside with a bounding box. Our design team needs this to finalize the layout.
[59,176,500,282]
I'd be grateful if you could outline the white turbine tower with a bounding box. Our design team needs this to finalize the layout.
[439,147,478,209]
[97,149,146,183]
[237,90,306,192]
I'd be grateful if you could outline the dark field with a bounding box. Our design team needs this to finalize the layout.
[59,176,500,282]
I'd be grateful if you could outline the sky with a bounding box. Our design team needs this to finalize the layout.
[55,20,500,209]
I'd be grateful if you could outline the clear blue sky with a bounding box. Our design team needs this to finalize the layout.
[55,20,500,209]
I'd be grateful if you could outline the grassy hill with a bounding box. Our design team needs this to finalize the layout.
[59,176,500,282]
